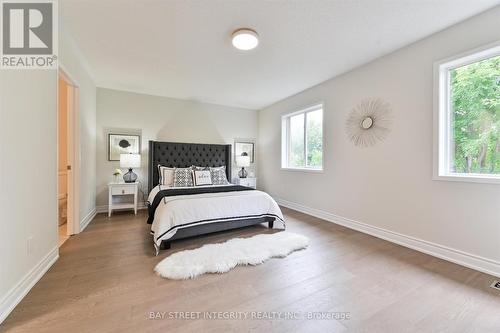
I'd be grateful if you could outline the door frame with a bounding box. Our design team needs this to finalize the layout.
[58,66,81,235]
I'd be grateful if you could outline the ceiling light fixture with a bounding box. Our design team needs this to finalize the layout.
[231,28,259,51]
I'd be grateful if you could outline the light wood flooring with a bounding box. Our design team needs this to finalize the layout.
[2,207,500,332]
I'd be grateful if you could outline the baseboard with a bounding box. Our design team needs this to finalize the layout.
[80,207,97,232]
[275,197,500,278]
[95,203,148,214]
[0,246,59,324]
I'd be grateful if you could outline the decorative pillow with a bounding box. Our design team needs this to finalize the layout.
[173,167,194,187]
[158,165,174,187]
[193,170,212,186]
[209,166,229,185]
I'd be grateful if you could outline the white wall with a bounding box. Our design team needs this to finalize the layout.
[0,70,58,321]
[59,29,97,228]
[96,88,258,208]
[259,7,500,272]
[0,27,96,323]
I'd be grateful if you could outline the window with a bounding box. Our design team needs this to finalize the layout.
[282,103,323,171]
[435,44,500,183]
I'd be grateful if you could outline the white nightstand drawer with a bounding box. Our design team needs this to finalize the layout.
[239,179,252,187]
[111,185,135,195]
[233,177,257,189]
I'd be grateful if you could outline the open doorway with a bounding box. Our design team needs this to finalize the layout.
[58,69,80,247]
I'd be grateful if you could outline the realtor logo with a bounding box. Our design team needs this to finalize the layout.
[1,0,57,69]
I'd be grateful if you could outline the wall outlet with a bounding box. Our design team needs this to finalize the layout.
[27,236,34,255]
[490,280,500,291]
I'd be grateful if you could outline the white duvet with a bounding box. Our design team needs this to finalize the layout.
[148,184,285,247]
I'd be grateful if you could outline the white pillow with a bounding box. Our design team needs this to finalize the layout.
[193,170,212,186]
[158,165,174,186]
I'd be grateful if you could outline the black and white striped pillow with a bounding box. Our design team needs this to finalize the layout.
[209,166,229,185]
[173,167,194,187]
[157,165,174,186]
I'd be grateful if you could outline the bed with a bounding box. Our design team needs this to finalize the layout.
[147,141,285,255]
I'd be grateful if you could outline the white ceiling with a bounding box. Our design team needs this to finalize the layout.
[61,0,500,110]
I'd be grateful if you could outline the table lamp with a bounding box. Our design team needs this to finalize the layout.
[120,153,141,183]
[236,152,250,178]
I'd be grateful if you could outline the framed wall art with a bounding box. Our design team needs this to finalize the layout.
[234,140,255,163]
[108,133,141,161]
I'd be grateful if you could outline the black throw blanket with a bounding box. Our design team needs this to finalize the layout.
[147,185,255,224]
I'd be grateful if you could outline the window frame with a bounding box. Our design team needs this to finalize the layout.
[433,41,500,184]
[281,102,324,172]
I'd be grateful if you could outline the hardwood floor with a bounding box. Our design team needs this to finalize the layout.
[2,207,499,332]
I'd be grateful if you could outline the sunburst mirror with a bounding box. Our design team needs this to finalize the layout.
[345,98,393,147]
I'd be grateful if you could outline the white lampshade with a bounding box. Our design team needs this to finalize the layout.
[120,154,141,168]
[236,155,250,167]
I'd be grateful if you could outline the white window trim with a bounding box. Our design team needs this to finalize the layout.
[433,40,500,185]
[281,102,324,172]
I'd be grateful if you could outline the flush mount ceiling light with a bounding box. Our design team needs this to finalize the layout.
[231,28,259,51]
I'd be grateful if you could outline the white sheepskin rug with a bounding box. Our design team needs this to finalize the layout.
[154,232,309,280]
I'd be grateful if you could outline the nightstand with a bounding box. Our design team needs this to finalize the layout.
[108,182,138,217]
[233,177,257,189]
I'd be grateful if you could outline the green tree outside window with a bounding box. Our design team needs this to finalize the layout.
[450,55,500,174]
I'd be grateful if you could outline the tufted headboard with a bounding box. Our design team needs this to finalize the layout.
[148,141,232,193]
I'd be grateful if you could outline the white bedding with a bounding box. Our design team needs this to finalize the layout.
[148,184,285,247]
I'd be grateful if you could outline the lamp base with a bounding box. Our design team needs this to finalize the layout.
[238,167,248,178]
[123,168,138,183]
